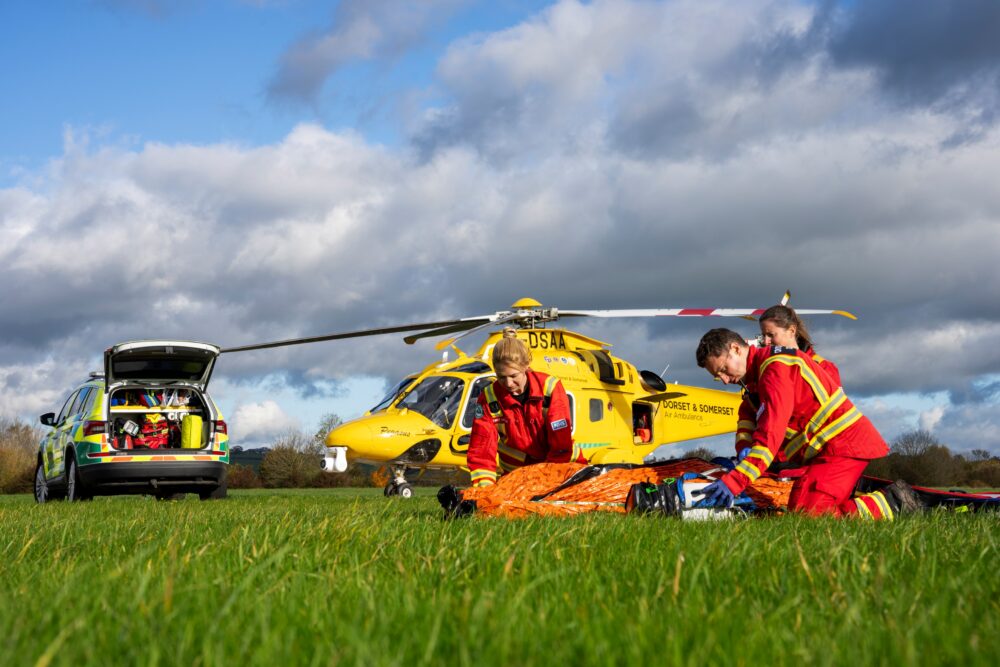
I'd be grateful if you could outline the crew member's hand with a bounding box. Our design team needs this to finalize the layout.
[695,479,735,508]
[737,448,751,463]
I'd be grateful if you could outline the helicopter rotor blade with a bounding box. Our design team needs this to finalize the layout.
[558,307,856,320]
[642,391,689,403]
[431,312,527,350]
[221,319,473,354]
[403,320,490,345]
[222,293,856,354]
[741,289,793,320]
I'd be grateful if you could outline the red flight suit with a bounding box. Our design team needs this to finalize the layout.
[467,370,583,487]
[720,346,889,517]
[734,347,841,468]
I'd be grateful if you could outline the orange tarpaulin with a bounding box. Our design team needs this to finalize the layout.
[458,459,795,518]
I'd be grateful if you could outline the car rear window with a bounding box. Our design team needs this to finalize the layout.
[112,358,210,381]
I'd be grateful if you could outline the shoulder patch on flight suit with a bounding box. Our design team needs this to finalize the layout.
[769,345,798,356]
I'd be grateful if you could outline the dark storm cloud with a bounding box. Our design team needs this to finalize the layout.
[827,0,1000,107]
[266,0,467,104]
[819,0,1000,146]
[603,0,1000,161]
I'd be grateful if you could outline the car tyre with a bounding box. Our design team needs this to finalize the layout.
[65,457,92,502]
[34,461,50,504]
[199,477,228,501]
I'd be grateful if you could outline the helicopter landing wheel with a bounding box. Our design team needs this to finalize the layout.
[384,464,414,498]
[384,481,415,498]
[382,465,413,499]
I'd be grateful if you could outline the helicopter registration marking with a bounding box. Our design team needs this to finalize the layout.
[527,331,566,350]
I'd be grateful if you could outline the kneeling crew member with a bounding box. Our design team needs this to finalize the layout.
[467,327,585,487]
[695,328,914,519]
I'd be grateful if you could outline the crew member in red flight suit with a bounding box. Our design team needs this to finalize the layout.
[734,305,842,469]
[467,327,585,487]
[696,328,919,519]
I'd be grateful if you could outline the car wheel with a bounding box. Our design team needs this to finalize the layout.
[199,478,228,501]
[65,457,91,502]
[34,461,49,504]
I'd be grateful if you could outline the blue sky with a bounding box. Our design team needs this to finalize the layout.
[1,1,538,174]
[2,0,1000,455]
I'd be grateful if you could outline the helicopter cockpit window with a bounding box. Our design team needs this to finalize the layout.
[461,377,494,430]
[397,376,466,429]
[371,377,415,413]
[450,361,491,375]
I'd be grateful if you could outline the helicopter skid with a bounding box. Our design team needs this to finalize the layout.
[321,447,349,473]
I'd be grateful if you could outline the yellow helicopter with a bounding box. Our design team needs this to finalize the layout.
[222,297,855,497]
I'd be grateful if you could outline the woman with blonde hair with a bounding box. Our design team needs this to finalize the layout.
[466,327,584,487]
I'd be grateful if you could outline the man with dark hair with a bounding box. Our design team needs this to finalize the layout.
[694,328,919,519]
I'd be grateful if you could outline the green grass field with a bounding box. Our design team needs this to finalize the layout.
[1,489,997,667]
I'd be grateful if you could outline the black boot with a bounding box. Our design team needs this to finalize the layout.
[437,485,476,519]
[881,480,923,515]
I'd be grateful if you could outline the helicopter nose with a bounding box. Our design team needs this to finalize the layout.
[324,421,373,448]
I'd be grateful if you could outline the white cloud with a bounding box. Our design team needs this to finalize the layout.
[919,405,946,432]
[229,400,301,445]
[3,0,1000,456]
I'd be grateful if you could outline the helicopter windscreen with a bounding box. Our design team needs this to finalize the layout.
[396,376,466,429]
[371,377,415,413]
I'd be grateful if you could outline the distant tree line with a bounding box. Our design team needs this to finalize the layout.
[864,430,1000,489]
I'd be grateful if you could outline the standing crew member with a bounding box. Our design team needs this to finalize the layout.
[467,328,585,487]
[734,305,842,466]
[695,328,920,519]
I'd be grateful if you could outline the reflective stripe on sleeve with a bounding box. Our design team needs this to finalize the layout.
[748,445,774,468]
[736,458,762,482]
[470,469,497,486]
